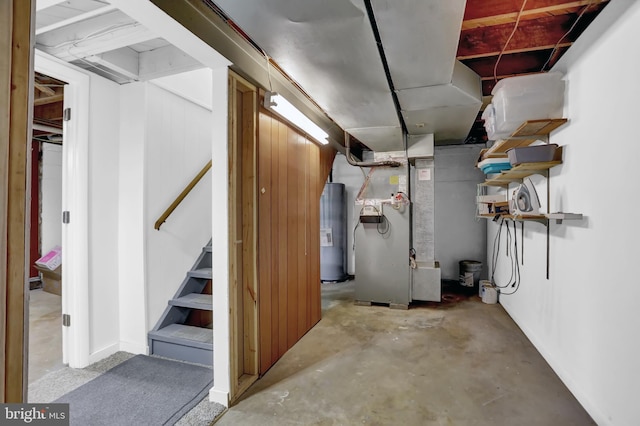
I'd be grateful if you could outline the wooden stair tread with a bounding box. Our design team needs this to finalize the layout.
[150,324,213,348]
[188,268,212,279]
[170,293,212,310]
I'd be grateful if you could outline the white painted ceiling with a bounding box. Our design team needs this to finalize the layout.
[35,0,206,84]
[34,0,482,150]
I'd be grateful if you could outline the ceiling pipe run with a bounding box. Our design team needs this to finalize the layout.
[344,131,401,168]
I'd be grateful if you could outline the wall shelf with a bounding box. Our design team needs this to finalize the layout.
[482,159,562,186]
[477,118,581,279]
[482,118,568,158]
[478,212,583,226]
[478,213,548,225]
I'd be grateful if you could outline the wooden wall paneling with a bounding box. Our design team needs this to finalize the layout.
[256,94,331,373]
[309,141,321,326]
[286,128,299,348]
[296,134,308,340]
[276,121,288,358]
[269,112,280,366]
[241,89,258,377]
[1,0,34,403]
[318,146,336,190]
[257,108,272,374]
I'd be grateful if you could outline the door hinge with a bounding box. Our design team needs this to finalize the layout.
[62,314,71,327]
[63,108,71,121]
[62,211,70,224]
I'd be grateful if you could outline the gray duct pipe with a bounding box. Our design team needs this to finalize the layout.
[344,131,401,168]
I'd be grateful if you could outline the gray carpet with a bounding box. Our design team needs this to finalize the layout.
[52,354,214,425]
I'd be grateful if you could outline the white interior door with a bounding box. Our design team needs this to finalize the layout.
[35,50,90,368]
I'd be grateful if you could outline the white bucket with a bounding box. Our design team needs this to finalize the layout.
[479,279,492,298]
[482,283,498,304]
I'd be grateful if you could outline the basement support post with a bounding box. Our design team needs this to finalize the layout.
[1,0,35,402]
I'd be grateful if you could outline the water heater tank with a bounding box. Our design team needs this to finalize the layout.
[320,183,348,282]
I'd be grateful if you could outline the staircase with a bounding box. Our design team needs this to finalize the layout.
[148,241,213,365]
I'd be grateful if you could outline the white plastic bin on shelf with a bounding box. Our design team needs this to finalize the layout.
[482,104,510,141]
[492,72,565,136]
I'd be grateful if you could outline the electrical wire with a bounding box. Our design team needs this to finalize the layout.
[494,0,528,83]
[540,0,595,71]
[376,215,390,236]
[260,49,274,92]
[491,218,522,295]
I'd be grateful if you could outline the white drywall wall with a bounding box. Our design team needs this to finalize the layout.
[144,80,213,330]
[87,74,122,358]
[209,65,231,406]
[40,143,62,254]
[151,68,213,110]
[488,2,640,424]
[117,82,148,355]
[435,145,486,280]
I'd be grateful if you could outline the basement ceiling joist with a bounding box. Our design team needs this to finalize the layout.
[459,0,609,96]
[458,0,610,143]
[32,0,612,148]
[35,0,210,84]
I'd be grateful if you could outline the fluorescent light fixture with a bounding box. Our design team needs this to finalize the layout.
[264,91,329,145]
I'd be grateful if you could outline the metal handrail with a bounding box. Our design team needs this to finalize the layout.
[154,159,212,230]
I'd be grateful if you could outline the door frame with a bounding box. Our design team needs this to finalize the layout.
[34,50,90,369]
[228,71,259,402]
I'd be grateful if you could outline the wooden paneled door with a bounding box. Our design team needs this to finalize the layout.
[257,89,335,374]
[228,72,259,401]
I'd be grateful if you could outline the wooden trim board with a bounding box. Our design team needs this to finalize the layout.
[228,71,259,403]
[1,0,35,403]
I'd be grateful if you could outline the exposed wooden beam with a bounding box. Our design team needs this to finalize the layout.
[34,100,64,121]
[1,0,34,403]
[480,71,545,81]
[462,47,570,79]
[462,0,608,30]
[33,93,63,106]
[34,81,55,96]
[458,42,572,60]
[458,13,583,58]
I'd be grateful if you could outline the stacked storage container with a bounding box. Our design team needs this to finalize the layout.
[482,72,565,140]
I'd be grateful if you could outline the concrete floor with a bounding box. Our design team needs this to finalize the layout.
[217,281,594,425]
[28,288,65,384]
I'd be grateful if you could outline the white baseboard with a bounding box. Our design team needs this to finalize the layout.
[88,343,120,364]
[209,387,229,407]
[119,341,148,355]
